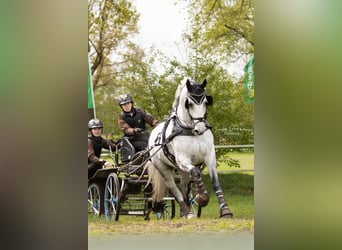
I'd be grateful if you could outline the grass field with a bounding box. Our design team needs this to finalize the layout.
[89,152,254,238]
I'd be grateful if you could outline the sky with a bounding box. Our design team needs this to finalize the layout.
[132,0,188,63]
[131,0,244,77]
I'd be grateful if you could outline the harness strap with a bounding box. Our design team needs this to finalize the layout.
[173,117,193,136]
[174,116,212,136]
[160,116,179,167]
[157,114,212,167]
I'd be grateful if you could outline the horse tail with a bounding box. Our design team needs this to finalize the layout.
[146,161,168,202]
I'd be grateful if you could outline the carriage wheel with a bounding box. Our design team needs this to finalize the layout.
[88,183,103,216]
[163,198,176,219]
[154,197,176,220]
[104,173,120,221]
[188,182,202,218]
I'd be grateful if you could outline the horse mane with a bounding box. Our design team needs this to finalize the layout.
[172,78,196,111]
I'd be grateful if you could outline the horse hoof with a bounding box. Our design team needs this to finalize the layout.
[195,193,210,207]
[220,207,233,218]
[220,213,233,219]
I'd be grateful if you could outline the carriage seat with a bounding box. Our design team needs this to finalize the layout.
[120,137,135,163]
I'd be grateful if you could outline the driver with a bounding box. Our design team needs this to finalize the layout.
[88,118,116,179]
[117,93,159,161]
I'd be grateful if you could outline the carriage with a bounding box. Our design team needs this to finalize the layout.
[87,135,201,221]
[88,78,233,221]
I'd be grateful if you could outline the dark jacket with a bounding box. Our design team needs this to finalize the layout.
[118,107,158,137]
[88,135,115,164]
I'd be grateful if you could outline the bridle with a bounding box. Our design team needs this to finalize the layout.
[185,86,208,124]
[172,85,210,134]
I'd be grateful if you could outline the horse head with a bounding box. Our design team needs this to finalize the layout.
[178,78,213,135]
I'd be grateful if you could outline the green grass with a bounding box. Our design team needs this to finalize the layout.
[89,152,254,237]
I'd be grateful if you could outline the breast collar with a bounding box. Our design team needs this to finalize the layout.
[172,117,194,136]
[157,115,211,168]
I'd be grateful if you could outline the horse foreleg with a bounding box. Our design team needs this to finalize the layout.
[211,171,233,218]
[190,167,210,207]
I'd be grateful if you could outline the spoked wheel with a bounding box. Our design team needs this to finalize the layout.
[188,182,202,218]
[104,173,120,221]
[154,197,176,220]
[88,182,103,216]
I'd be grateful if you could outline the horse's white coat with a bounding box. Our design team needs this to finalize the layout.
[147,78,230,218]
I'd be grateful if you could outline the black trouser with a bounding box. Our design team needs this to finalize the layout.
[121,132,149,162]
[132,140,148,152]
[131,131,150,152]
[88,162,102,179]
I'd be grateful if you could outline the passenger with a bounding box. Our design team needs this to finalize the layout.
[117,93,159,162]
[88,118,116,179]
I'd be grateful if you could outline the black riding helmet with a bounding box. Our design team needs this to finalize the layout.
[88,118,103,130]
[117,93,133,106]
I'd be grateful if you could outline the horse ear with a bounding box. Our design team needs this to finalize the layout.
[206,95,213,105]
[186,79,192,91]
[200,79,207,89]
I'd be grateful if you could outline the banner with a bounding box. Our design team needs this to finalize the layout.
[244,55,254,103]
[88,60,96,119]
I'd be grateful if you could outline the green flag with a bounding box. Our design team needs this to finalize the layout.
[88,60,96,119]
[88,63,94,109]
[244,55,254,103]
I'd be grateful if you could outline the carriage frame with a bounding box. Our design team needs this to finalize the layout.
[87,136,201,221]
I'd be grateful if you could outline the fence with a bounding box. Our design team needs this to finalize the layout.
[215,145,254,149]
[101,144,254,156]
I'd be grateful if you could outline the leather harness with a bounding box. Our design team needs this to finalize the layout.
[155,114,211,168]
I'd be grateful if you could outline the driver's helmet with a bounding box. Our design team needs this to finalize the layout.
[88,119,103,130]
[117,93,133,105]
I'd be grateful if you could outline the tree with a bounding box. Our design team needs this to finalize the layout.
[88,0,140,90]
[185,0,254,65]
[88,0,254,146]
[88,0,154,134]
[179,0,254,145]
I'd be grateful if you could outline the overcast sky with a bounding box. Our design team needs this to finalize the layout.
[132,0,188,62]
[131,0,244,77]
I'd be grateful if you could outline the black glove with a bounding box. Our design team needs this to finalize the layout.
[134,128,143,134]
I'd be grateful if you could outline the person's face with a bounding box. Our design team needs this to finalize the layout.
[121,102,132,112]
[91,127,102,137]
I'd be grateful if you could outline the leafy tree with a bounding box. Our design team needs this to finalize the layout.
[88,0,153,135]
[88,0,254,147]
[88,0,140,90]
[178,0,254,146]
[185,0,254,64]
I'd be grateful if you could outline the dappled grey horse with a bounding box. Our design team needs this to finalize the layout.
[147,78,233,218]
